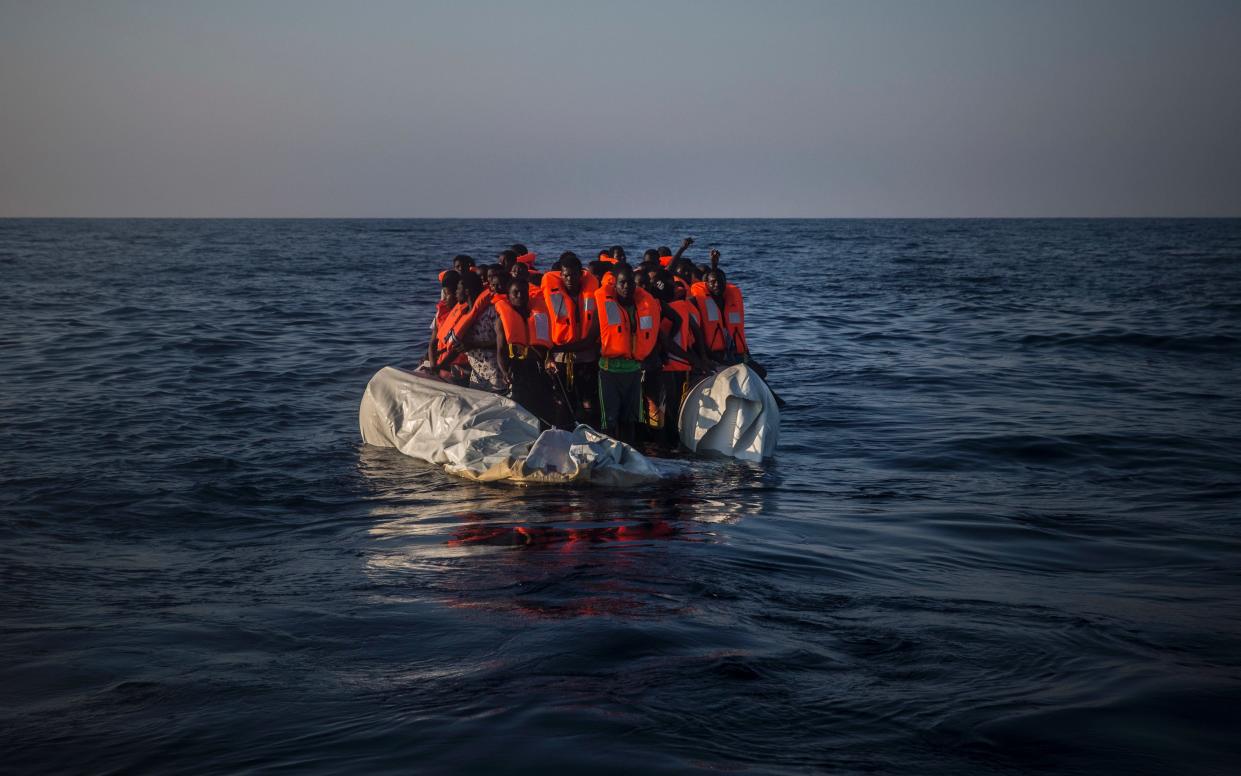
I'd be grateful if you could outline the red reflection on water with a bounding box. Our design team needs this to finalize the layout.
[447,518,679,549]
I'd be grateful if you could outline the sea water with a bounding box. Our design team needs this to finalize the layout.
[2,219,1240,774]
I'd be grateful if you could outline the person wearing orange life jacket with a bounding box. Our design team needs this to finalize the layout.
[426,270,461,372]
[596,245,627,288]
[587,260,609,285]
[510,243,541,284]
[493,277,562,424]
[583,265,660,445]
[509,261,543,302]
[646,269,708,447]
[542,252,602,427]
[669,258,695,300]
[690,249,748,364]
[437,254,478,284]
[657,236,693,268]
[429,272,496,386]
[434,269,460,327]
[424,269,466,382]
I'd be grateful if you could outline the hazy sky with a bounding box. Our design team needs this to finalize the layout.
[2,0,1239,217]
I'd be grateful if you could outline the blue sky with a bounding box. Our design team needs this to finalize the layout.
[1,0,1238,216]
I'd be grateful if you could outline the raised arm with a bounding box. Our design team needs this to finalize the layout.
[672,236,693,263]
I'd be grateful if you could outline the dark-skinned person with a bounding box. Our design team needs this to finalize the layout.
[430,271,496,386]
[587,265,660,446]
[646,270,708,447]
[659,236,693,268]
[670,258,695,300]
[483,263,508,296]
[690,249,748,365]
[509,260,542,300]
[427,269,460,368]
[436,255,472,283]
[435,269,460,325]
[542,252,601,427]
[497,249,519,276]
[493,278,562,425]
[510,243,540,284]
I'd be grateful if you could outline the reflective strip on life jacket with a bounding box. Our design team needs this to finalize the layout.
[532,311,550,343]
[604,300,621,326]
[691,283,746,355]
[494,296,551,355]
[596,286,659,361]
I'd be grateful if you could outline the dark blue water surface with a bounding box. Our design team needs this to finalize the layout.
[3,219,1241,775]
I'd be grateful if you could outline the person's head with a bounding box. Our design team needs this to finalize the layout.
[510,243,529,257]
[507,278,529,310]
[672,258,695,285]
[613,266,635,303]
[485,264,508,294]
[559,252,582,294]
[498,249,518,273]
[609,245,626,261]
[510,261,530,283]
[706,268,727,298]
[458,271,483,306]
[657,246,672,257]
[441,269,461,303]
[588,260,608,281]
[650,269,676,303]
[642,248,659,264]
[452,254,474,274]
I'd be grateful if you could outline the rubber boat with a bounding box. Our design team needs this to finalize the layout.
[358,363,779,484]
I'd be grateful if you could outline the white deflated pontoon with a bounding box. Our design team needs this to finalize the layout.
[359,364,777,484]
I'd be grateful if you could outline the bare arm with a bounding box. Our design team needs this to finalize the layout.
[672,236,692,262]
[495,317,511,385]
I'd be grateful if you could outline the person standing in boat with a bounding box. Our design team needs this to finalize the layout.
[587,265,661,445]
[647,268,708,447]
[690,249,748,365]
[440,272,504,393]
[493,278,561,424]
[426,269,466,382]
[543,252,601,428]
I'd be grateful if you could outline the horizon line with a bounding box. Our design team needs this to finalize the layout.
[2,215,1239,221]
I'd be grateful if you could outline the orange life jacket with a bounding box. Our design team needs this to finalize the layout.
[691,283,747,355]
[434,299,453,327]
[595,285,660,361]
[541,271,600,345]
[661,299,699,372]
[598,253,618,264]
[435,290,494,361]
[516,252,537,268]
[659,254,674,267]
[494,295,552,358]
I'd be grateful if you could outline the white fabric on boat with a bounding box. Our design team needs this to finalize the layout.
[359,366,662,484]
[678,364,780,461]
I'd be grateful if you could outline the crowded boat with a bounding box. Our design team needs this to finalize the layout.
[416,237,767,451]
